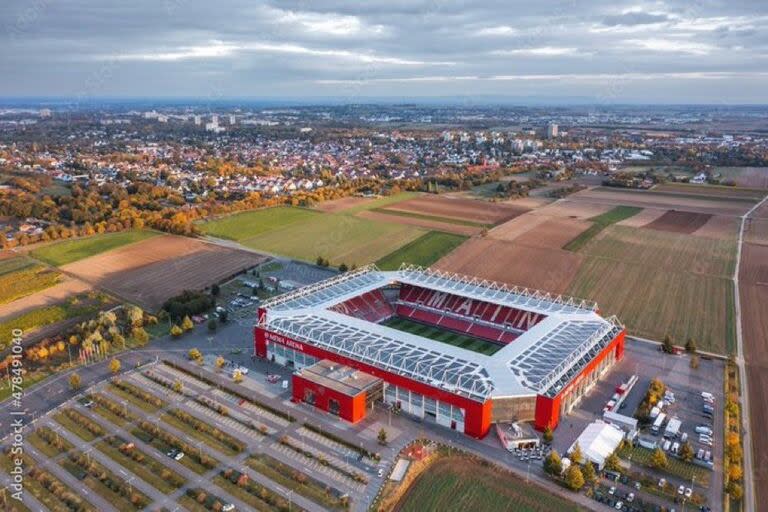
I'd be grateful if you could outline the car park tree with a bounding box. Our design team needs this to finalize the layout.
[662,335,674,354]
[233,369,244,383]
[728,482,743,500]
[650,447,668,469]
[565,465,585,491]
[181,315,194,331]
[582,461,597,485]
[570,442,584,465]
[69,372,81,390]
[378,428,388,446]
[543,426,553,444]
[685,337,697,354]
[170,324,183,337]
[132,326,149,345]
[188,348,202,361]
[215,356,226,369]
[109,358,121,374]
[544,449,563,476]
[679,441,694,462]
[605,452,621,472]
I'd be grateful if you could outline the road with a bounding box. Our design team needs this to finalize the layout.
[732,193,768,512]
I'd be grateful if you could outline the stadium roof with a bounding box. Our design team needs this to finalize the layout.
[260,265,622,401]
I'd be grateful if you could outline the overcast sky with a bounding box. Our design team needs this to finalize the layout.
[2,0,767,103]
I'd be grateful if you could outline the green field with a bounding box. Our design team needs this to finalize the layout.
[567,225,737,353]
[200,207,319,240]
[382,316,500,355]
[30,230,159,266]
[0,296,105,347]
[395,455,583,512]
[0,262,61,305]
[239,209,426,265]
[564,206,642,251]
[376,231,468,270]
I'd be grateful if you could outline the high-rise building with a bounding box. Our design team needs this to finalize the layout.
[194,115,201,126]
[229,115,236,125]
[546,122,559,139]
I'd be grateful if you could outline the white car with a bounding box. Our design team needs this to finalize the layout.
[608,486,616,495]
[222,505,235,512]
[627,492,635,503]
[174,451,184,461]
[701,391,714,399]
[615,501,623,510]
[684,488,693,498]
[678,485,685,495]
[695,426,713,435]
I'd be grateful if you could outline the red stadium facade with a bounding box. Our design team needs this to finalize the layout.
[254,266,625,439]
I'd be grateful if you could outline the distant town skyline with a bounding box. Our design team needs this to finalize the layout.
[2,0,767,103]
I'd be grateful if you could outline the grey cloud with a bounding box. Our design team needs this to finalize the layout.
[601,12,670,27]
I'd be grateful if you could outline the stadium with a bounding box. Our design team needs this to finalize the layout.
[254,265,626,439]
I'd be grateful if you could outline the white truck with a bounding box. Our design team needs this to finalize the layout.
[664,418,682,438]
[651,412,666,435]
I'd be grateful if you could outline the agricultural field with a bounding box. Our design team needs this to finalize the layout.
[653,182,766,200]
[394,455,583,512]
[199,206,318,241]
[376,231,468,270]
[357,210,481,236]
[382,316,501,355]
[644,210,712,234]
[714,167,768,189]
[570,187,754,216]
[567,225,737,353]
[435,237,582,294]
[323,191,421,215]
[563,206,642,251]
[380,195,528,226]
[240,211,425,266]
[0,259,61,305]
[30,230,160,266]
[61,235,266,311]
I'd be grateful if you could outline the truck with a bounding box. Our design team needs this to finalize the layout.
[651,413,666,435]
[664,418,682,438]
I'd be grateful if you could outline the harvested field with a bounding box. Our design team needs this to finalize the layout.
[644,210,713,234]
[527,200,613,220]
[692,215,740,241]
[745,218,768,245]
[357,210,481,236]
[616,208,666,227]
[314,196,371,213]
[381,195,527,226]
[62,235,267,311]
[434,238,582,294]
[487,213,549,241]
[512,218,592,249]
[570,188,754,216]
[741,242,768,504]
[579,225,736,277]
[653,183,766,200]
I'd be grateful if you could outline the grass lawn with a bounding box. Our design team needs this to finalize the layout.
[247,453,348,510]
[395,455,584,512]
[53,410,101,442]
[376,231,467,270]
[241,209,425,266]
[0,297,102,348]
[382,317,501,355]
[30,230,159,266]
[199,206,319,241]
[564,205,642,251]
[618,445,710,487]
[339,191,421,215]
[107,382,165,413]
[0,255,36,275]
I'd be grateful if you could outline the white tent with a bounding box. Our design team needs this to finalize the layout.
[568,421,624,470]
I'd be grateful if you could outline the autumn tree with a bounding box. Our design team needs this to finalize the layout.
[170,324,183,337]
[233,369,244,383]
[544,450,563,476]
[109,358,121,374]
[582,461,597,484]
[604,452,621,472]
[650,447,668,469]
[69,372,81,390]
[565,465,585,491]
[378,428,388,445]
[679,441,694,462]
[570,442,584,465]
[181,315,194,331]
[188,348,202,361]
[543,426,553,444]
[215,356,226,369]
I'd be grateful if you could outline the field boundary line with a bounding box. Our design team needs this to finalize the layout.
[733,193,768,512]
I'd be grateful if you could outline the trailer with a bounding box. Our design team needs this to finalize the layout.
[664,418,682,439]
[651,412,666,435]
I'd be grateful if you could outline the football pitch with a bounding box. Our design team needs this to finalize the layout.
[382,316,501,355]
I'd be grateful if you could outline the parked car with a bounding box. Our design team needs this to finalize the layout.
[685,488,693,498]
[222,505,235,512]
[695,426,713,435]
[615,501,624,510]
[609,486,616,495]
[678,485,685,495]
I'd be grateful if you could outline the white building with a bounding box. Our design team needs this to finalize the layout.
[547,122,559,139]
[568,421,624,470]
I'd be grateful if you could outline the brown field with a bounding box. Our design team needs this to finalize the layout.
[314,196,371,213]
[692,215,740,241]
[434,238,582,293]
[487,213,550,241]
[356,210,481,236]
[513,218,592,249]
[382,196,528,225]
[616,208,665,227]
[644,210,713,234]
[745,218,768,245]
[741,242,768,505]
[528,199,613,220]
[62,235,267,311]
[569,188,754,216]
